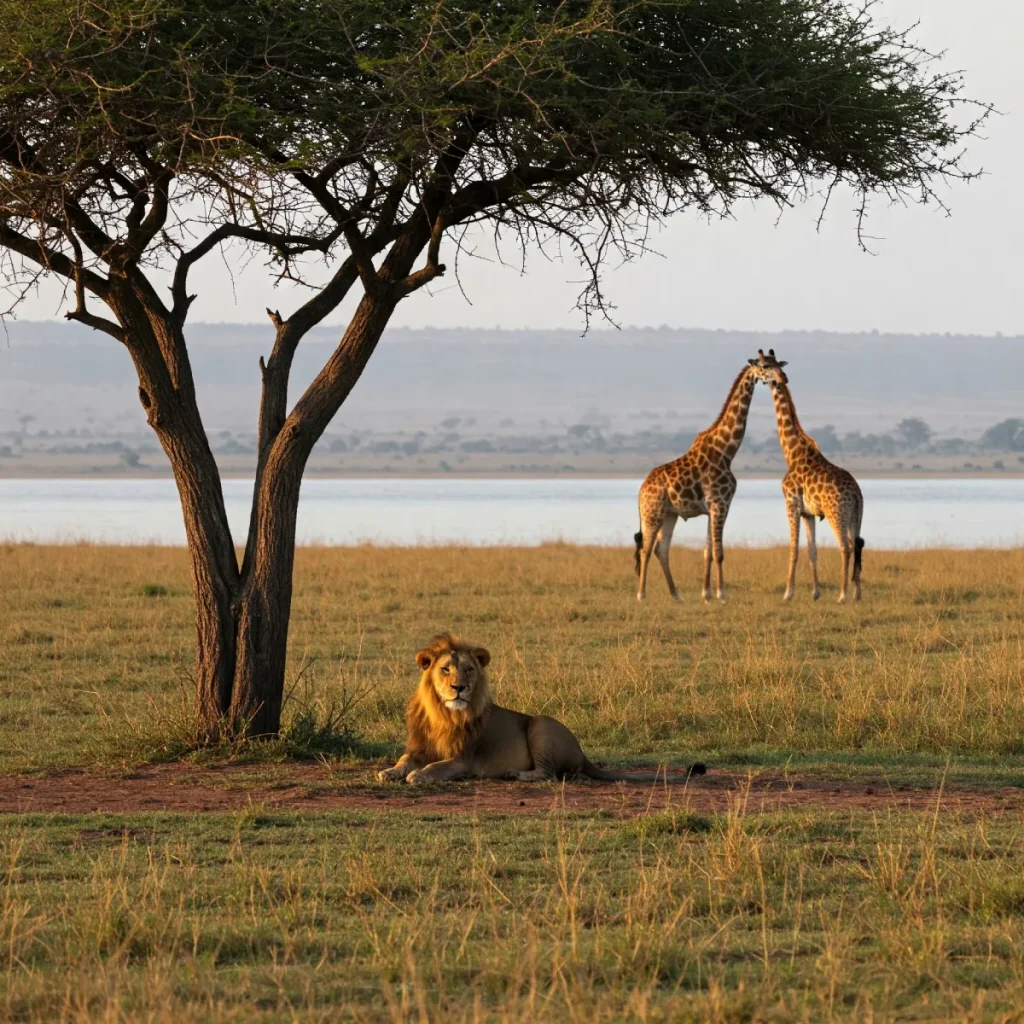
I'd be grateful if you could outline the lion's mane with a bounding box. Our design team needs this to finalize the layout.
[404,633,492,764]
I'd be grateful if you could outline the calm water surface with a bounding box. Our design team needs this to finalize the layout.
[1,477,1021,548]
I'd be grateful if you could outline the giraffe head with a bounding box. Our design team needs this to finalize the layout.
[749,349,789,388]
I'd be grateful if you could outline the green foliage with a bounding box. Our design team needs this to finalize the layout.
[1,0,983,265]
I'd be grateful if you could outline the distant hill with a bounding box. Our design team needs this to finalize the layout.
[2,321,1021,439]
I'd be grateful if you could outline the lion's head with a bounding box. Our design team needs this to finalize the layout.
[406,633,493,762]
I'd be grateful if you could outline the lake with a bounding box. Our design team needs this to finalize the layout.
[1,477,1021,549]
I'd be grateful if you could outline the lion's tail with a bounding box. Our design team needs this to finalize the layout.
[633,530,644,576]
[581,758,707,784]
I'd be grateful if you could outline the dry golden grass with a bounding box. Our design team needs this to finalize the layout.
[3,543,1024,1020]
[5,799,1024,1020]
[1,543,1022,774]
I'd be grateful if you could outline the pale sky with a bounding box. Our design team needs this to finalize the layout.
[16,0,1023,336]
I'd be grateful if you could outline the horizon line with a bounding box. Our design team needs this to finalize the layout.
[4,320,1024,341]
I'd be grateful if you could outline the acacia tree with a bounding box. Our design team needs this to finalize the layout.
[0,0,985,738]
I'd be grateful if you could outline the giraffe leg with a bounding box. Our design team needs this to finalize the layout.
[803,515,821,601]
[708,501,728,602]
[838,546,851,603]
[655,515,681,602]
[702,517,713,603]
[783,497,801,601]
[831,517,851,604]
[637,519,659,601]
[852,505,864,602]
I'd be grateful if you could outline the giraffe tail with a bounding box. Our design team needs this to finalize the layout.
[633,530,644,575]
[854,536,865,574]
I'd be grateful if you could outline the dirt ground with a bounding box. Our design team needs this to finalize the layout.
[1,763,1022,817]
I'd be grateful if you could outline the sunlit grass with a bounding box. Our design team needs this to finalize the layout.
[3,543,1024,1019]
[4,801,1024,1021]
[1,543,1022,774]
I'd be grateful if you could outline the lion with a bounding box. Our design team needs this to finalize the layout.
[378,633,707,785]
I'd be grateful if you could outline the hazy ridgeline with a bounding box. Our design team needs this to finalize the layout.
[3,322,1023,440]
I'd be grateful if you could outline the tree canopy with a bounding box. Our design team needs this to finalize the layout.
[1,0,984,322]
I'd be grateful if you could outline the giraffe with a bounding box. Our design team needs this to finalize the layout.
[755,349,865,603]
[634,358,785,602]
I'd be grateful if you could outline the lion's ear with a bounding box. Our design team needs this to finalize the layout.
[415,649,435,671]
[472,647,491,669]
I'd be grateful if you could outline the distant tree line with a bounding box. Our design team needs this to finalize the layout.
[6,416,1024,462]
[793,417,1024,457]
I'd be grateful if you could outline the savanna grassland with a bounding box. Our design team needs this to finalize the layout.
[2,543,1024,1021]
[3,543,1024,773]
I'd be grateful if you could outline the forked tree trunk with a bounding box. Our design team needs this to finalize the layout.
[109,230,425,742]
[223,293,400,736]
[227,462,302,737]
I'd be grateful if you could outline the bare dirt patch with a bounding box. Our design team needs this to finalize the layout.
[1,764,1022,817]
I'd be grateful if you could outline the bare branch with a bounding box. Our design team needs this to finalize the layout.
[397,215,446,297]
[62,219,126,342]
[122,164,174,261]
[0,218,110,299]
[171,222,344,324]
[64,306,127,341]
[290,168,384,298]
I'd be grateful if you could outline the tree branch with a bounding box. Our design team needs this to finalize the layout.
[0,130,118,261]
[62,224,126,342]
[122,164,174,261]
[291,167,384,298]
[397,215,445,297]
[0,217,110,299]
[443,164,578,227]
[170,222,344,325]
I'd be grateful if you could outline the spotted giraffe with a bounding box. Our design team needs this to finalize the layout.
[634,358,785,602]
[756,349,865,603]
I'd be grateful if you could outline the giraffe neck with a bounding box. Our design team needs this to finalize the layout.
[703,367,757,462]
[770,381,816,466]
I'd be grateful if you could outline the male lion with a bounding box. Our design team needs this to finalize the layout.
[378,633,707,784]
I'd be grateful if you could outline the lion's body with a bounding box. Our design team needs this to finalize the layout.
[378,634,706,785]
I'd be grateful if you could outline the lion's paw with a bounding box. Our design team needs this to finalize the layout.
[377,767,404,782]
[502,771,520,781]
[405,769,423,785]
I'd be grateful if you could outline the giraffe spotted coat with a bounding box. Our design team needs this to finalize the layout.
[757,349,865,603]
[634,359,785,602]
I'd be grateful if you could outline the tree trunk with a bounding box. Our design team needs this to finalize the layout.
[228,450,302,736]
[226,293,400,735]
[107,281,242,741]
[155,383,241,741]
[112,244,419,740]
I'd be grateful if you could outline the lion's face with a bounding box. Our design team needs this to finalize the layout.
[416,642,491,713]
